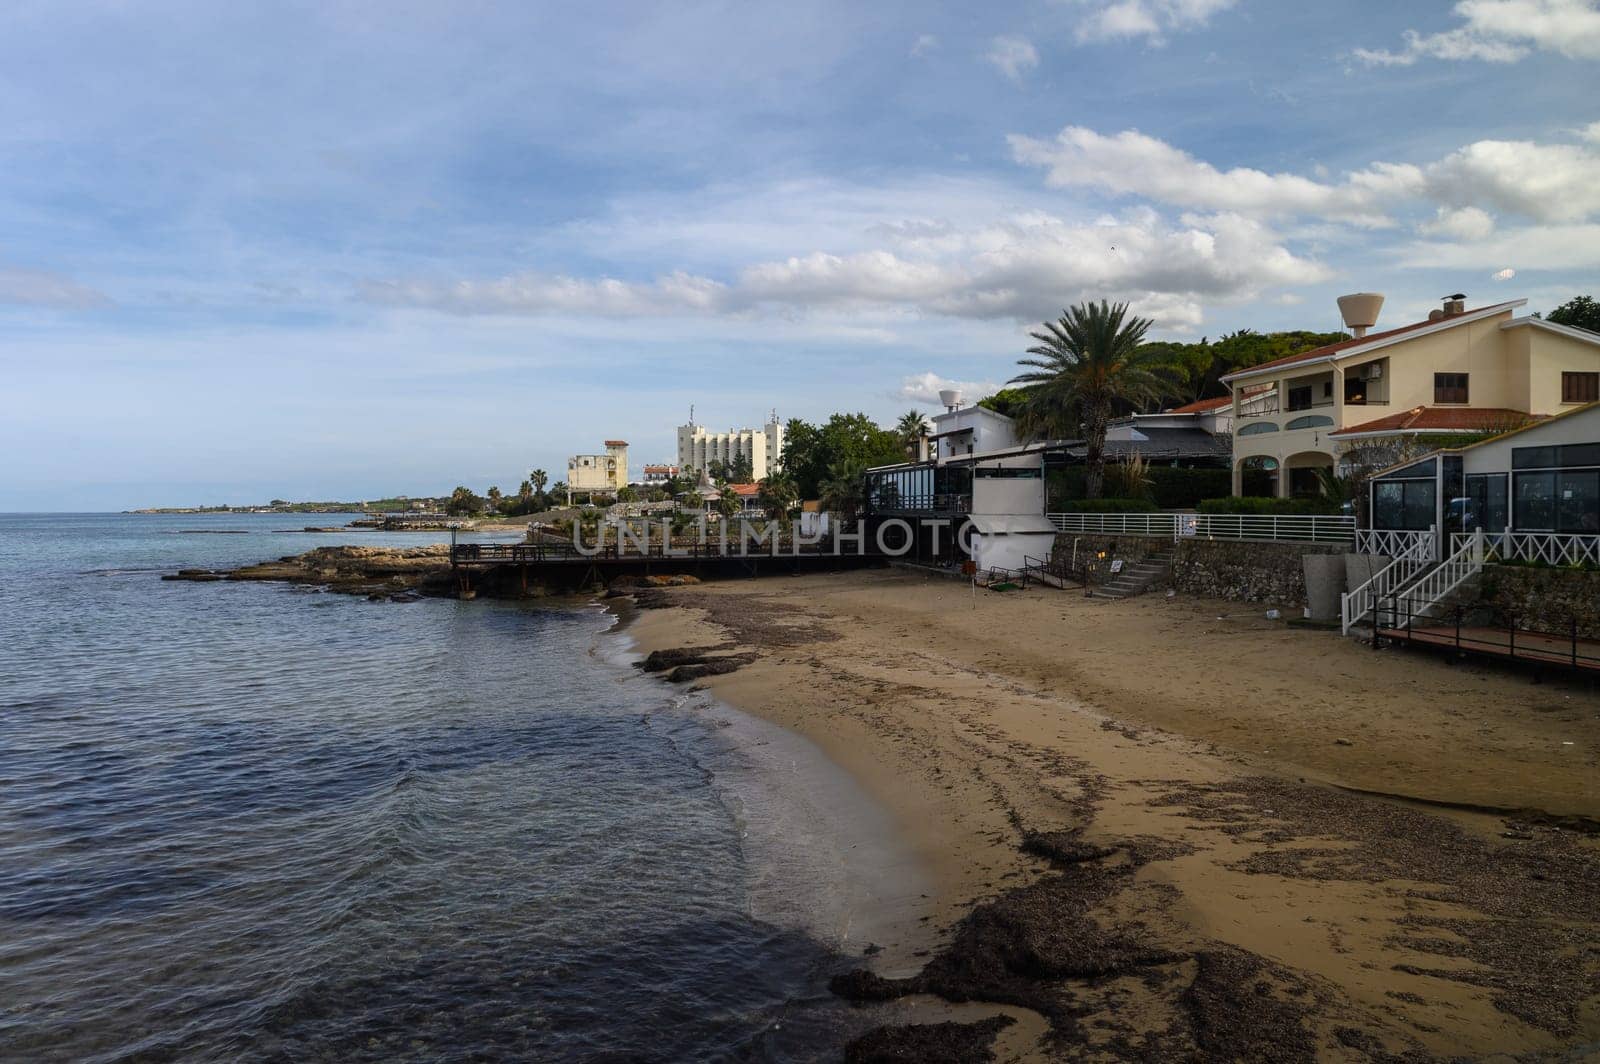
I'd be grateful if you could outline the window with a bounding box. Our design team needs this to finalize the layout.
[975,466,1041,478]
[1464,474,1508,533]
[1323,382,1334,398]
[1344,376,1368,404]
[1514,443,1600,469]
[1373,480,1436,530]
[1563,372,1599,404]
[1434,373,1469,404]
[1238,421,1279,435]
[1286,415,1333,431]
[1287,385,1312,411]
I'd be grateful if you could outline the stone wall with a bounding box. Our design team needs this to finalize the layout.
[1477,564,1600,639]
[1054,533,1344,606]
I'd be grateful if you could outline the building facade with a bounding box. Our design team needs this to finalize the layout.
[641,464,679,486]
[1223,297,1600,497]
[567,440,629,496]
[677,418,785,481]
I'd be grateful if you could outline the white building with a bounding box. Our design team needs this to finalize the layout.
[568,440,628,497]
[677,417,785,481]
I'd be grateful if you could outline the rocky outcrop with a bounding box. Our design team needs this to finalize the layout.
[165,545,455,599]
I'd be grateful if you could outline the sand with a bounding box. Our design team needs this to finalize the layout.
[620,568,1600,1062]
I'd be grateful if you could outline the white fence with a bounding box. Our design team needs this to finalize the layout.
[1455,531,1600,568]
[1381,529,1485,627]
[1354,528,1438,561]
[1341,526,1435,635]
[1046,512,1355,544]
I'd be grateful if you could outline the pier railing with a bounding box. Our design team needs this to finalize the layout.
[1046,512,1355,545]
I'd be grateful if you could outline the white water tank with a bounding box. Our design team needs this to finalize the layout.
[938,389,963,411]
[1337,293,1384,338]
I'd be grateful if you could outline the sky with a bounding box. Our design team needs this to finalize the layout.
[2,0,1598,510]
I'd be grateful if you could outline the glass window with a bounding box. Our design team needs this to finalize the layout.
[1561,443,1600,468]
[1287,385,1312,411]
[1402,481,1436,529]
[1286,415,1334,430]
[1514,471,1557,531]
[1557,470,1599,533]
[1513,446,1558,470]
[1373,480,1435,530]
[1563,372,1599,404]
[1373,482,1404,529]
[1376,458,1435,480]
[1344,376,1368,404]
[1238,422,1279,435]
[1434,373,1469,404]
[1465,474,1508,533]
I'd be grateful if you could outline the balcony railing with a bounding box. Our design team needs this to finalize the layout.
[1235,392,1280,418]
[1046,512,1355,544]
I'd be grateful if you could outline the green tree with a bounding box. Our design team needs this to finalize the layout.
[977,388,1029,418]
[616,485,639,503]
[1548,295,1600,333]
[894,409,930,459]
[712,476,740,520]
[1010,301,1170,499]
[529,469,549,494]
[445,486,485,516]
[779,413,904,498]
[818,460,866,521]
[757,471,798,523]
[486,485,502,509]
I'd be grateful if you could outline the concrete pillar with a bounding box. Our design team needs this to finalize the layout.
[1276,455,1291,498]
[1231,460,1243,496]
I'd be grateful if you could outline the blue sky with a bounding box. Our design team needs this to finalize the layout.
[2,0,1598,510]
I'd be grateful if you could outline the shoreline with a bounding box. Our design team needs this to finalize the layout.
[613,568,1600,1060]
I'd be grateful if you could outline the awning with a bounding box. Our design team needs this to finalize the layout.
[967,514,1057,535]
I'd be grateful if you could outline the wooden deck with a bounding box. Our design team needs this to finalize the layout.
[1378,622,1600,673]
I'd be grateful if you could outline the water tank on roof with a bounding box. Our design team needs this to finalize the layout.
[1337,293,1384,338]
[939,389,962,412]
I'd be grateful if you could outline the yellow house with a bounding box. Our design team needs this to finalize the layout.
[1222,295,1600,497]
[567,440,629,497]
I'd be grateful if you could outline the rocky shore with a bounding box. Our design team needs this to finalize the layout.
[164,545,457,600]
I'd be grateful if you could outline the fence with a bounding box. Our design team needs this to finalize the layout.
[1378,600,1599,674]
[1354,528,1437,560]
[1453,531,1600,567]
[1046,511,1355,545]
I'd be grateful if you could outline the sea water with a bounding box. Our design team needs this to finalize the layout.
[0,513,909,1061]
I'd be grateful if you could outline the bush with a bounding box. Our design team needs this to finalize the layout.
[1048,465,1232,510]
[1062,497,1159,512]
[1196,496,1343,516]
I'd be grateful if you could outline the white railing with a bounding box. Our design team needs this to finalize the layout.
[1381,529,1484,629]
[1341,525,1435,635]
[1236,391,1280,417]
[1354,528,1438,560]
[1458,531,1600,568]
[1046,512,1355,544]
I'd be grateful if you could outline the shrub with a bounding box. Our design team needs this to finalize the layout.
[1048,464,1233,510]
[1197,496,1344,516]
[1062,497,1160,512]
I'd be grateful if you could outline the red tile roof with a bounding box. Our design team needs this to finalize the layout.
[727,483,761,496]
[1165,396,1232,414]
[603,440,628,447]
[1223,301,1522,381]
[1329,407,1542,437]
[642,464,678,474]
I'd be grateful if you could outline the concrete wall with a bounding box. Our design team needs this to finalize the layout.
[1478,563,1600,639]
[1056,533,1344,606]
[971,453,1045,515]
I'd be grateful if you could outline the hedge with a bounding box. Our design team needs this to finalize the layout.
[1061,497,1160,512]
[1047,465,1233,509]
[1196,496,1344,516]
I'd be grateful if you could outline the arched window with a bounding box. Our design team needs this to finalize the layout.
[1286,415,1334,431]
[1238,422,1279,435]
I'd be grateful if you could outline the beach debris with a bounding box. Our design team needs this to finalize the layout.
[1265,608,1281,620]
[1334,738,1355,747]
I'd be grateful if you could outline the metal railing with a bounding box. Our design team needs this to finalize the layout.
[1457,531,1600,568]
[1379,602,1599,673]
[1354,528,1438,560]
[1377,528,1484,629]
[1341,525,1435,635]
[1235,392,1280,417]
[1046,512,1355,545]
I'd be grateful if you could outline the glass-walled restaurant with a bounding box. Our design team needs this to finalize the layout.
[1369,439,1599,538]
[864,463,974,514]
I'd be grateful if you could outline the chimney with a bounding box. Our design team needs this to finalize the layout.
[1442,293,1466,317]
[1337,292,1384,339]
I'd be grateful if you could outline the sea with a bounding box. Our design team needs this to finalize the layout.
[0,512,924,1062]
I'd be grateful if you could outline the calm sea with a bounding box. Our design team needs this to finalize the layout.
[0,513,899,1062]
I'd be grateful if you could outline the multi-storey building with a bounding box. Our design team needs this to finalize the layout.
[567,440,628,497]
[676,417,785,481]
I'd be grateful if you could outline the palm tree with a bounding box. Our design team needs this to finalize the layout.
[758,471,798,524]
[1010,300,1169,499]
[529,469,549,494]
[894,409,930,460]
[819,460,865,522]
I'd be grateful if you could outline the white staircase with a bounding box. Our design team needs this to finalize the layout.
[1341,526,1435,636]
[1376,529,1486,631]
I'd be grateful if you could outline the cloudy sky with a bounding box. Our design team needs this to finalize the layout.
[3,0,1598,509]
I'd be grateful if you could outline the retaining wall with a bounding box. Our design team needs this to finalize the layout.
[1054,532,1346,606]
[1477,564,1600,639]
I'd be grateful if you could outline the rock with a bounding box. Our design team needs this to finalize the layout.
[1334,737,1355,746]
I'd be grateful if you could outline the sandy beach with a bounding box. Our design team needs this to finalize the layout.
[620,568,1600,1062]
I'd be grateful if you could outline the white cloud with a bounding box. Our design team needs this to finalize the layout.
[1493,267,1517,280]
[1419,206,1497,240]
[1009,125,1600,227]
[897,372,1002,406]
[1072,0,1236,43]
[984,35,1039,83]
[363,207,1324,332]
[1008,126,1414,226]
[1353,0,1600,65]
[1401,223,1600,271]
[910,34,938,57]
[0,267,109,308]
[1582,120,1600,143]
